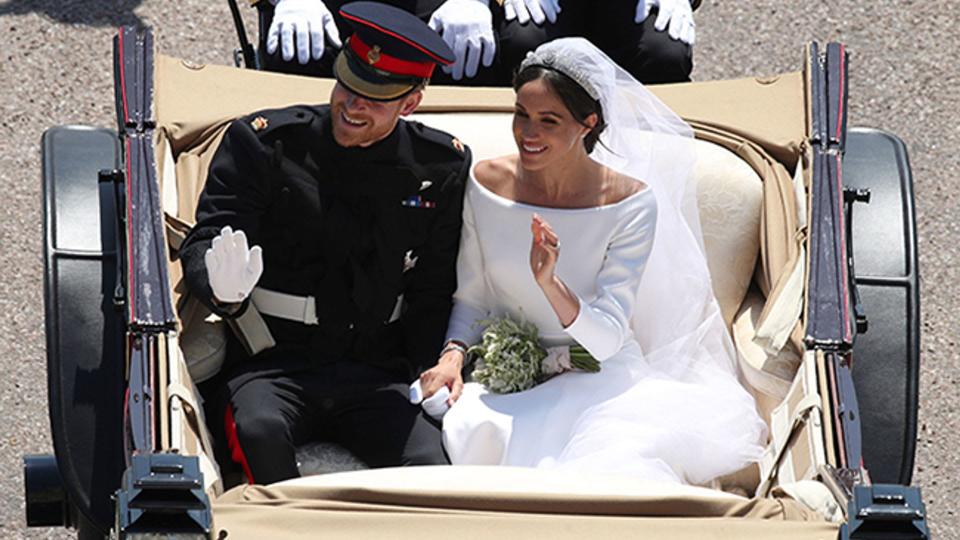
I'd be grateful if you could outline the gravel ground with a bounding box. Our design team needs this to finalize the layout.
[1,0,956,538]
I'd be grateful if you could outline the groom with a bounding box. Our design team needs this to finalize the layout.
[179,2,470,484]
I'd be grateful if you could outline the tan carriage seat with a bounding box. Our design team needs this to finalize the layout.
[162,109,772,487]
[162,111,767,395]
[408,112,763,328]
[153,59,808,495]
[162,110,764,330]
[161,104,774,448]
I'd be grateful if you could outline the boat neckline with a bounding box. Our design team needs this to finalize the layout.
[468,170,653,213]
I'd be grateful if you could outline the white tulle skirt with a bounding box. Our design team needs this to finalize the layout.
[443,341,766,486]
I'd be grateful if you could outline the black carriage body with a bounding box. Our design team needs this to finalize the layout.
[845,128,920,485]
[35,126,126,535]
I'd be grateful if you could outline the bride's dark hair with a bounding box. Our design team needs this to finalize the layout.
[513,65,608,153]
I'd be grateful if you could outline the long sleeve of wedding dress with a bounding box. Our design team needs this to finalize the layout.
[444,192,488,347]
[562,195,656,361]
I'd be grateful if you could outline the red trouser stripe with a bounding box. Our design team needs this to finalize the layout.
[224,405,255,484]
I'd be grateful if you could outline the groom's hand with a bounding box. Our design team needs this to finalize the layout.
[420,351,464,405]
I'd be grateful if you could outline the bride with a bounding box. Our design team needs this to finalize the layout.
[418,37,766,485]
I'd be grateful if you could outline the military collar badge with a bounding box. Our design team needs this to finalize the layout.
[250,116,269,132]
[451,138,465,152]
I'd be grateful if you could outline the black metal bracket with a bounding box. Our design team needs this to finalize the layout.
[819,464,862,515]
[115,454,212,539]
[227,0,259,69]
[840,484,929,539]
[843,187,871,335]
[99,168,128,309]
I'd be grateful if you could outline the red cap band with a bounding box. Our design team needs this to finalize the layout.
[349,35,435,79]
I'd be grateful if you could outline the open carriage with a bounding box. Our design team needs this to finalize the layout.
[23,25,926,539]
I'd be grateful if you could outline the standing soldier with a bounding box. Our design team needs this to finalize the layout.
[180,1,469,484]
[496,0,699,84]
[251,0,698,85]
[253,0,501,84]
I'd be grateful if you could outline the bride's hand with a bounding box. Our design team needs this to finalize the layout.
[419,350,465,405]
[530,213,560,287]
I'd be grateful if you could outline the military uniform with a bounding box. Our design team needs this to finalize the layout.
[180,3,465,484]
[180,104,469,483]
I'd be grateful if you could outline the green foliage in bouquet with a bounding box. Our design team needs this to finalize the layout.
[468,316,600,394]
[469,317,546,394]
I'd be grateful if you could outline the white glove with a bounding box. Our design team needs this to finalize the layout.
[503,0,560,26]
[409,379,451,420]
[267,0,342,65]
[635,0,696,45]
[204,226,264,304]
[428,0,496,80]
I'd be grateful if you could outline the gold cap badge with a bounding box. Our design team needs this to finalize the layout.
[367,45,382,65]
[250,116,269,131]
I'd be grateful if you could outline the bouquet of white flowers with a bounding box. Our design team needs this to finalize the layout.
[469,316,600,394]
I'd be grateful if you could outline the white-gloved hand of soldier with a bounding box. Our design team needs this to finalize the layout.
[502,0,560,26]
[204,226,264,304]
[635,0,696,45]
[267,0,343,64]
[428,0,496,80]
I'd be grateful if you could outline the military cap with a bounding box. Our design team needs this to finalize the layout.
[334,2,455,101]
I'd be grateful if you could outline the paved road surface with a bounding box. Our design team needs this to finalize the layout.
[1,0,956,537]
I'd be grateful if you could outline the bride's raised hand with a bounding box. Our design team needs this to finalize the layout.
[530,213,560,287]
[530,214,580,326]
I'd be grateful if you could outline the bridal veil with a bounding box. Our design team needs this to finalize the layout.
[518,39,765,483]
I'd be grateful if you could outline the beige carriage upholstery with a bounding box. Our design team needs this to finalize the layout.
[407,112,764,329]
[160,111,765,336]
[154,56,806,362]
[210,466,836,539]
[152,56,813,500]
[160,111,772,411]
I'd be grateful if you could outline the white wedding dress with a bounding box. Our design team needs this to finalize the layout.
[442,174,767,485]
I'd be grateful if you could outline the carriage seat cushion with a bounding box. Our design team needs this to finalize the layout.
[409,113,763,327]
[166,113,763,328]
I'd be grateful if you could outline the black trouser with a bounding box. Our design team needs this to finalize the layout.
[257,0,690,86]
[212,357,447,485]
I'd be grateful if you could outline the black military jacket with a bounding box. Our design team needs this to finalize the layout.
[179,105,470,378]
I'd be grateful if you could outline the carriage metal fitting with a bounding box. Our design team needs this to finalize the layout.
[840,484,929,539]
[115,454,212,540]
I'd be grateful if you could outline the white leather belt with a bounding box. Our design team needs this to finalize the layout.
[251,287,319,325]
[251,287,405,326]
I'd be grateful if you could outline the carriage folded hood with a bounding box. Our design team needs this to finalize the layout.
[210,466,837,539]
[153,54,806,163]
